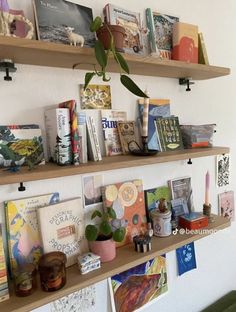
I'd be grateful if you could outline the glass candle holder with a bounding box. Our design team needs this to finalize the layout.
[14,263,37,297]
[39,251,67,292]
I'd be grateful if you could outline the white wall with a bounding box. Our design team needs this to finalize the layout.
[1,1,236,311]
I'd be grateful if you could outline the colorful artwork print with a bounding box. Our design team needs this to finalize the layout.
[0,125,44,168]
[83,175,103,206]
[217,154,230,187]
[218,191,234,221]
[176,242,197,276]
[110,256,168,312]
[80,85,112,109]
[145,186,171,220]
[5,193,59,275]
[103,180,147,246]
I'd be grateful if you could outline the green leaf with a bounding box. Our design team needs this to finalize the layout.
[94,40,107,68]
[84,72,95,90]
[90,16,102,32]
[99,221,112,236]
[113,228,126,242]
[120,75,148,98]
[115,52,130,74]
[85,225,98,241]
[107,208,116,219]
[91,210,102,219]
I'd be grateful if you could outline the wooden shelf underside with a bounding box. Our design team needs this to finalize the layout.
[0,215,230,312]
[0,37,230,80]
[0,147,229,186]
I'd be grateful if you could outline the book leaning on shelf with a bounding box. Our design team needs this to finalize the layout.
[0,224,9,302]
[78,112,88,163]
[86,116,102,162]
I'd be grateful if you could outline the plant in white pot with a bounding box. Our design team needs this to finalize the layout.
[85,207,127,262]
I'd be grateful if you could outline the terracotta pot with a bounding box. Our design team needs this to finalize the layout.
[96,25,125,52]
[89,238,116,262]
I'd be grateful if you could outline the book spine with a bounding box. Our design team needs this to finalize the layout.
[86,117,98,162]
[156,118,166,151]
[154,120,163,152]
[89,116,102,161]
[198,32,209,65]
[146,8,159,56]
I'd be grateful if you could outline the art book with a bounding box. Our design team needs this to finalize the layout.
[33,0,95,47]
[169,177,193,213]
[216,154,230,187]
[117,121,137,154]
[155,116,184,152]
[101,110,127,156]
[5,193,59,275]
[138,99,170,151]
[37,198,86,267]
[80,85,112,110]
[104,4,144,55]
[0,224,9,302]
[0,124,45,168]
[102,180,147,247]
[109,255,168,312]
[176,243,197,276]
[146,9,179,58]
[144,186,171,221]
[218,191,234,221]
[59,100,80,165]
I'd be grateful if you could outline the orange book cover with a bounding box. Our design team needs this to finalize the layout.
[172,22,198,63]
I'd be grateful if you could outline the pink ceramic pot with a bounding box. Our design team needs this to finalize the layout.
[89,239,116,262]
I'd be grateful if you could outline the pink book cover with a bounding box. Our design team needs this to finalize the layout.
[102,179,147,247]
[218,191,235,221]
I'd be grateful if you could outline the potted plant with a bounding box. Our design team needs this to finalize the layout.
[79,16,148,98]
[85,207,127,262]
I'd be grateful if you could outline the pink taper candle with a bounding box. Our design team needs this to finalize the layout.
[205,171,210,205]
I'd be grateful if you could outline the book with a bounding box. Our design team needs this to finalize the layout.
[117,121,137,154]
[0,124,45,168]
[138,99,170,151]
[59,100,80,165]
[101,110,127,156]
[198,32,209,65]
[104,4,144,55]
[37,198,86,267]
[102,179,147,247]
[146,9,179,59]
[169,177,193,213]
[45,108,72,165]
[89,116,102,161]
[86,117,98,162]
[77,112,88,163]
[33,0,95,47]
[218,191,234,221]
[5,193,60,275]
[172,22,198,63]
[171,198,189,219]
[80,84,112,110]
[155,116,184,151]
[0,224,8,302]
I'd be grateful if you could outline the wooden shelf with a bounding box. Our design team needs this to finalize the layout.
[0,37,230,80]
[0,214,230,312]
[0,147,229,186]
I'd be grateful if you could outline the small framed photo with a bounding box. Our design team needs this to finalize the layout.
[171,198,189,218]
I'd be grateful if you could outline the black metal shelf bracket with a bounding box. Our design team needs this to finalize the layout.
[179,78,195,91]
[187,158,193,165]
[0,59,17,81]
[18,182,26,192]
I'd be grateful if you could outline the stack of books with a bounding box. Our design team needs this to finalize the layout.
[0,225,9,302]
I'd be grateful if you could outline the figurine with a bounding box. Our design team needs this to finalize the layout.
[65,27,84,47]
[158,198,168,213]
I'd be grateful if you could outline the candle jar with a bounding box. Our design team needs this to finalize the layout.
[151,210,172,237]
[14,263,37,297]
[39,252,67,292]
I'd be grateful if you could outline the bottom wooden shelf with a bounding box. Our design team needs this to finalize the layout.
[1,215,230,312]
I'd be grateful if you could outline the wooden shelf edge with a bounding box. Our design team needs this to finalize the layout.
[0,147,229,186]
[0,37,230,80]
[1,215,230,312]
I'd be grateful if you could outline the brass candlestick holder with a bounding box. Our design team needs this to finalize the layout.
[203,203,215,223]
[129,136,158,156]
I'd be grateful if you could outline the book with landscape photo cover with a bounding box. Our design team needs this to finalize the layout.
[5,193,60,275]
[169,176,193,213]
[102,179,147,247]
[0,124,45,168]
[37,198,87,267]
[33,0,95,46]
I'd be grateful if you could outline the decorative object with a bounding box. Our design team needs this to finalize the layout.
[218,191,235,222]
[80,84,112,110]
[216,154,230,187]
[150,209,172,237]
[33,0,95,46]
[14,263,37,297]
[179,212,208,230]
[77,16,147,98]
[133,234,152,253]
[176,243,197,276]
[39,251,67,292]
[180,124,215,148]
[77,252,101,274]
[96,24,125,52]
[109,256,168,311]
[89,239,116,263]
[203,170,214,222]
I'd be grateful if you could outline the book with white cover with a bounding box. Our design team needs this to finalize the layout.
[37,198,86,267]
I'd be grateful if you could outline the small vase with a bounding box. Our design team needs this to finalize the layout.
[96,25,125,52]
[89,238,116,262]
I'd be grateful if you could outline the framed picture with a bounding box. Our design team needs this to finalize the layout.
[82,175,103,207]
[171,198,189,218]
[80,84,112,110]
[216,154,230,187]
[218,191,234,221]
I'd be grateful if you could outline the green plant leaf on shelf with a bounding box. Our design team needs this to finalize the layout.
[120,75,148,98]
[107,207,117,219]
[99,221,112,236]
[113,228,126,242]
[115,52,130,74]
[85,225,98,241]
[94,40,107,69]
[84,72,96,89]
[91,210,102,219]
[90,16,102,32]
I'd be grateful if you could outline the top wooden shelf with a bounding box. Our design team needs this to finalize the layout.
[0,37,230,80]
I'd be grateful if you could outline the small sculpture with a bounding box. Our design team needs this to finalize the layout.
[157,198,168,213]
[65,27,84,47]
